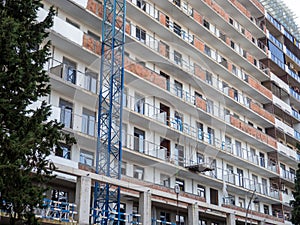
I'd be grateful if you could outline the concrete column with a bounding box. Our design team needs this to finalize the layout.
[226,213,236,225]
[76,176,92,225]
[139,191,152,225]
[188,203,199,225]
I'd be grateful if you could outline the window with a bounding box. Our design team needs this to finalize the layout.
[174,111,183,131]
[264,205,270,215]
[82,108,96,136]
[51,189,68,202]
[160,174,170,187]
[87,30,100,41]
[224,136,232,152]
[237,168,244,187]
[122,123,127,147]
[134,93,145,114]
[134,127,145,153]
[174,0,180,7]
[197,184,205,198]
[203,19,210,29]
[174,50,182,66]
[206,99,214,114]
[62,57,76,84]
[176,215,185,225]
[160,138,170,160]
[66,18,80,29]
[207,127,214,145]
[235,140,242,157]
[196,152,204,164]
[206,71,212,84]
[227,164,234,184]
[133,165,144,180]
[84,69,97,93]
[239,198,245,208]
[80,150,94,167]
[159,71,170,91]
[59,99,73,128]
[136,26,146,42]
[259,152,265,167]
[174,80,183,98]
[262,178,268,195]
[196,122,203,141]
[174,144,184,166]
[55,144,71,159]
[210,188,218,205]
[137,0,146,11]
[121,161,127,175]
[175,178,185,191]
[204,45,211,57]
[173,22,181,36]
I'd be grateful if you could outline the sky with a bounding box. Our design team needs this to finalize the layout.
[282,0,300,27]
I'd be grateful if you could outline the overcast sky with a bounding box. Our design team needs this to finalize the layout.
[282,0,300,27]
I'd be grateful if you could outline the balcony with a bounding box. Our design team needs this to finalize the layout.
[46,58,98,104]
[279,168,295,184]
[205,0,265,38]
[123,93,278,177]
[238,0,264,17]
[275,118,294,137]
[223,173,279,199]
[230,116,277,149]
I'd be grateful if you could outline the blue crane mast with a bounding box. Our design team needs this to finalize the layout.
[93,0,126,223]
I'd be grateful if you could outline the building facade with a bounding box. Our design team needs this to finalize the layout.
[5,0,300,224]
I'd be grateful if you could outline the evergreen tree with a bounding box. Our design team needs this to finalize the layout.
[0,1,75,224]
[291,144,300,224]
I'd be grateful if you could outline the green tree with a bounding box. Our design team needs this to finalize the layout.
[291,144,300,225]
[0,1,75,224]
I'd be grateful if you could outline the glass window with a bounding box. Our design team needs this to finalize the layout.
[62,57,76,84]
[84,69,97,94]
[59,99,73,128]
[134,127,145,153]
[136,26,146,42]
[55,144,71,159]
[174,144,184,166]
[174,50,182,66]
[134,93,145,114]
[160,174,170,187]
[51,189,68,202]
[174,80,183,98]
[82,108,95,136]
[80,149,94,167]
[175,178,185,192]
[197,184,205,198]
[173,22,181,36]
[133,165,144,180]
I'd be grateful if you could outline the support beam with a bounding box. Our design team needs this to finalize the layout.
[188,203,199,225]
[226,213,236,225]
[76,176,92,225]
[139,191,152,225]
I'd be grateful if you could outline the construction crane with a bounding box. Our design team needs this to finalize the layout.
[93,0,126,223]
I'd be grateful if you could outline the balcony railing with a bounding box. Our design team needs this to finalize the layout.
[223,173,279,199]
[35,199,77,223]
[46,58,98,94]
[124,94,278,173]
[279,168,295,182]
